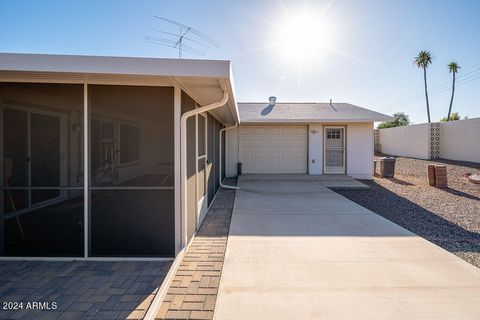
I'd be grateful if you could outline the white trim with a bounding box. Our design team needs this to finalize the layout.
[196,113,208,226]
[323,126,346,174]
[195,114,199,233]
[173,86,181,255]
[83,83,89,258]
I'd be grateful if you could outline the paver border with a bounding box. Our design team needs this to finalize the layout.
[154,184,235,320]
[144,248,187,320]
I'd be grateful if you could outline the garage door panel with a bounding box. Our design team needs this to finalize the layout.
[267,139,280,146]
[241,151,254,160]
[266,151,278,157]
[254,127,266,134]
[241,127,255,134]
[255,138,266,145]
[255,152,267,159]
[241,138,254,145]
[281,151,294,159]
[254,163,266,171]
[266,127,282,134]
[240,125,307,174]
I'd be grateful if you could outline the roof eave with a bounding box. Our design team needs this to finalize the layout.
[0,53,240,125]
[239,118,393,124]
[0,53,231,79]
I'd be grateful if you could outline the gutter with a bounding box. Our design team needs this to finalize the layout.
[219,123,240,190]
[180,91,229,247]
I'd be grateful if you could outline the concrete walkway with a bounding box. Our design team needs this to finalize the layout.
[214,175,480,320]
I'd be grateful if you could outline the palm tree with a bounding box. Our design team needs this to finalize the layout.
[414,50,433,123]
[447,62,460,121]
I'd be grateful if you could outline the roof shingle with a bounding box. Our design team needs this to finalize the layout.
[239,102,392,123]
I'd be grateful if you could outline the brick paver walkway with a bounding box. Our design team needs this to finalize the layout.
[0,260,171,320]
[156,182,236,320]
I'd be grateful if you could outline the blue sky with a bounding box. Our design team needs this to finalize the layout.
[1,0,479,123]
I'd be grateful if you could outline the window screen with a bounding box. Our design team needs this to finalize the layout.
[120,123,140,164]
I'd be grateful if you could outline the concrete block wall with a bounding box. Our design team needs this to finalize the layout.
[378,118,480,163]
[440,118,480,163]
[378,123,431,159]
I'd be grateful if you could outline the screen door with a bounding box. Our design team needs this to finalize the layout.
[324,127,345,174]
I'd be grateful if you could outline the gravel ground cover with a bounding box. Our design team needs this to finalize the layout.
[336,156,480,268]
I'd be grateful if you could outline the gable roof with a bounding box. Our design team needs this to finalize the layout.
[238,102,393,123]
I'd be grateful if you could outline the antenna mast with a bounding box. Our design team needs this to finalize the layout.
[147,16,219,58]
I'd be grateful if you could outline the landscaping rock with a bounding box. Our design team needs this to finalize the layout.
[336,156,480,268]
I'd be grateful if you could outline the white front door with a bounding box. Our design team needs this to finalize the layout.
[324,127,345,174]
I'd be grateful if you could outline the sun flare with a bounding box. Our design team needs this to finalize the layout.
[275,12,333,63]
[240,1,358,84]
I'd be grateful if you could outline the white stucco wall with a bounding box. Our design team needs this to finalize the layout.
[347,123,374,179]
[379,123,431,159]
[440,118,480,163]
[308,124,323,174]
[225,126,239,177]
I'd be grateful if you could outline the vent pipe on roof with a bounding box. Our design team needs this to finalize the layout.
[329,98,337,112]
[269,96,276,107]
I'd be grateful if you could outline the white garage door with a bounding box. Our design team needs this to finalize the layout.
[239,126,308,173]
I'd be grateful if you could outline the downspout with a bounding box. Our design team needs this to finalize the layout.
[219,123,240,190]
[180,91,229,247]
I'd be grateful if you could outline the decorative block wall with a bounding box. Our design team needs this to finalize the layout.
[429,123,441,159]
[374,129,380,153]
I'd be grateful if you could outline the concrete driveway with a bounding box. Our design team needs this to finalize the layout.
[214,175,480,320]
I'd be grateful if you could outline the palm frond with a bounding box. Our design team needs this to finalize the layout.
[414,50,432,68]
[448,61,460,73]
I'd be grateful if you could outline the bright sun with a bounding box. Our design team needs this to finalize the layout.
[275,12,333,63]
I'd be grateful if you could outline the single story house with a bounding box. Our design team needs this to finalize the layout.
[226,99,392,179]
[0,53,391,260]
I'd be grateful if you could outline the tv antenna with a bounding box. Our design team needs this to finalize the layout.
[146,16,219,58]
